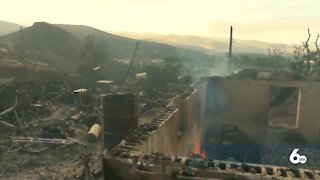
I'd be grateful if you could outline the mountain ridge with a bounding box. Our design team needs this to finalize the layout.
[114,32,292,54]
[0,22,213,73]
[0,20,24,36]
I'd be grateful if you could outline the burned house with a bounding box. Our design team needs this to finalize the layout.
[2,64,320,179]
[100,72,320,179]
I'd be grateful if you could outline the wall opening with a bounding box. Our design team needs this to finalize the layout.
[268,86,301,129]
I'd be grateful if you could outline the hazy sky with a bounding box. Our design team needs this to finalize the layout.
[1,0,319,44]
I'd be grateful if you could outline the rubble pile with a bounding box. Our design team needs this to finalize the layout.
[0,81,104,179]
[0,59,195,178]
[227,69,301,81]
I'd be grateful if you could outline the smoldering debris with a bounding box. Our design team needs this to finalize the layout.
[0,58,196,179]
[0,79,104,179]
[227,69,301,81]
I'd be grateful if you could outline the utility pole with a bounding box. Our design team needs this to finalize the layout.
[123,41,140,82]
[20,26,24,58]
[228,26,233,74]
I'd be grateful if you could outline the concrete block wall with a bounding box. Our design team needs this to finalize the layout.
[136,89,202,156]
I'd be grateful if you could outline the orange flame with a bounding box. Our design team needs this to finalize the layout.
[189,144,206,159]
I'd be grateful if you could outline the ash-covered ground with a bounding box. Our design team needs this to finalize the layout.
[0,60,195,179]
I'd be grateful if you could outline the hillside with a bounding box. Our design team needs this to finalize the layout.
[55,24,212,61]
[0,20,23,36]
[115,32,292,54]
[0,22,213,75]
[0,22,84,71]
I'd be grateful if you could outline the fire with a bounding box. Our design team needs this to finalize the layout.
[189,144,206,159]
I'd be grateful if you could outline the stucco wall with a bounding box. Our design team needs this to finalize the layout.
[204,77,320,143]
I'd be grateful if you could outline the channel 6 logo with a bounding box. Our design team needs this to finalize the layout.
[289,149,307,164]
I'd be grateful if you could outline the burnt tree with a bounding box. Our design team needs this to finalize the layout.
[303,28,312,72]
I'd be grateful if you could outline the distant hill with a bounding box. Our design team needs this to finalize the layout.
[0,22,213,73]
[115,32,292,54]
[0,20,23,36]
[55,24,212,61]
[0,22,84,71]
